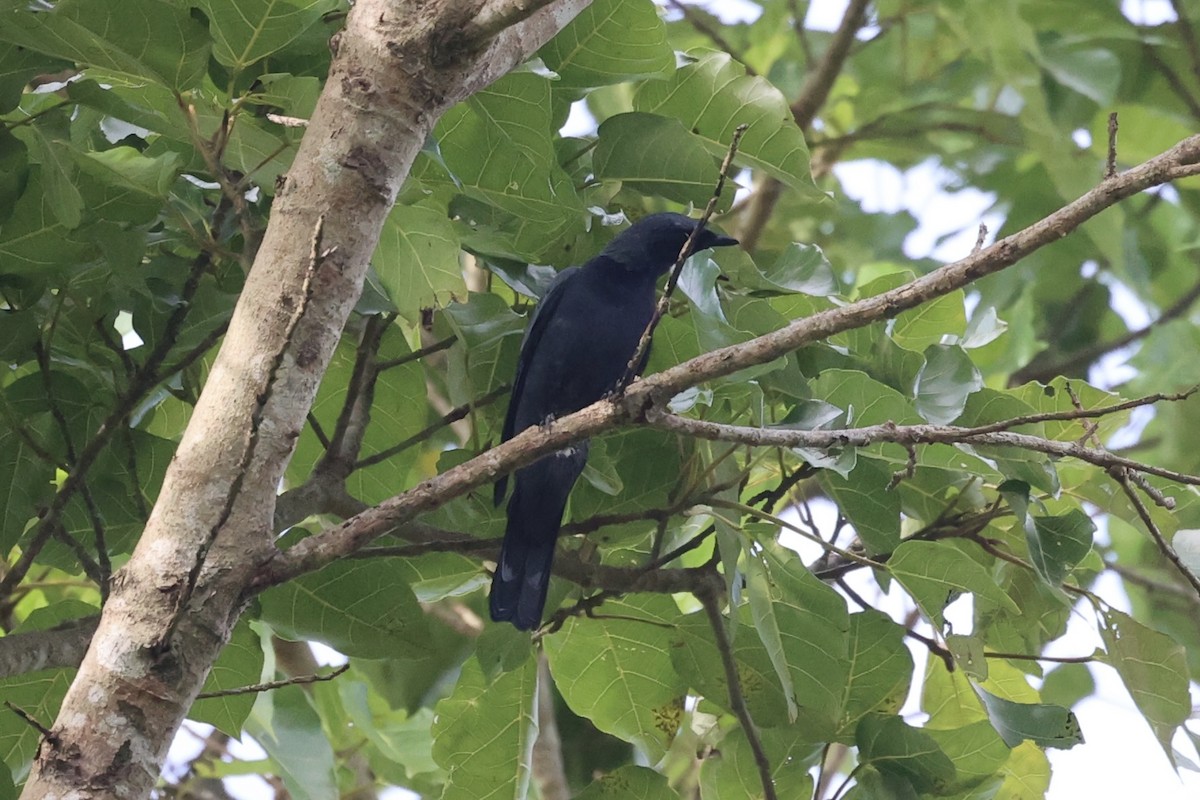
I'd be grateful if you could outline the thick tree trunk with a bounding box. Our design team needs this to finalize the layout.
[18,1,586,797]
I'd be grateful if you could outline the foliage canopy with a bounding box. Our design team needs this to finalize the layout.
[2,0,1200,798]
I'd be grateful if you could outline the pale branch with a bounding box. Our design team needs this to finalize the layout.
[645,412,1200,488]
[620,123,748,390]
[462,0,569,46]
[739,0,872,250]
[699,579,777,800]
[0,617,98,679]
[195,664,350,699]
[262,133,1200,587]
[155,218,326,654]
[23,0,595,793]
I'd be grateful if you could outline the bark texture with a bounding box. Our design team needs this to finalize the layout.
[18,0,586,796]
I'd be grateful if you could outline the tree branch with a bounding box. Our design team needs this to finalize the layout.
[646,411,1200,487]
[698,577,777,800]
[263,133,1200,587]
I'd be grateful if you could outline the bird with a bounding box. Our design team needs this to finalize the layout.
[489,212,739,630]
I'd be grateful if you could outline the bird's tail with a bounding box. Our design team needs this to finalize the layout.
[490,448,586,630]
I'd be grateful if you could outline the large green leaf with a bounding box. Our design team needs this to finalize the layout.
[855,713,957,794]
[246,683,337,800]
[539,0,674,88]
[197,0,340,70]
[436,71,584,264]
[544,595,686,760]
[432,656,538,800]
[633,51,817,195]
[1098,608,1191,761]
[593,112,718,206]
[373,202,464,324]
[259,559,433,659]
[0,0,209,90]
[577,765,676,799]
[889,540,1019,628]
[839,612,913,736]
[977,690,1083,750]
[189,619,264,737]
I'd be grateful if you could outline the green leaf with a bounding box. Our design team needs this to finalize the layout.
[0,427,54,552]
[840,612,913,735]
[577,765,676,799]
[1038,45,1120,105]
[436,71,584,263]
[432,655,538,800]
[593,112,718,206]
[926,720,1011,791]
[957,389,1059,494]
[1098,608,1190,761]
[634,51,817,195]
[246,684,337,800]
[699,725,817,800]
[758,542,850,731]
[914,344,981,425]
[977,690,1083,750]
[745,551,799,723]
[259,559,433,659]
[544,595,686,760]
[373,202,464,324]
[1027,509,1095,586]
[855,713,957,794]
[0,0,210,90]
[889,540,1019,629]
[821,457,901,554]
[748,242,839,296]
[0,668,74,778]
[198,0,339,70]
[892,289,967,351]
[190,620,264,736]
[539,0,674,87]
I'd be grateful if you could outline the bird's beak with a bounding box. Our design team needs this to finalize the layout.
[711,233,739,248]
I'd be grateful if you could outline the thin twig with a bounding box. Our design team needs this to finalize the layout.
[1105,111,1119,179]
[196,664,350,699]
[375,335,456,370]
[619,124,748,391]
[4,701,58,745]
[699,579,777,800]
[354,384,508,470]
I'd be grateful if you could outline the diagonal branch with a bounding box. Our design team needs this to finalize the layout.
[261,133,1200,586]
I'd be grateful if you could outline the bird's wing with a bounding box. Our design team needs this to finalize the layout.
[495,266,579,504]
[500,265,579,444]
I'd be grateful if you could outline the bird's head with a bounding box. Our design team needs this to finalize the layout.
[600,212,738,275]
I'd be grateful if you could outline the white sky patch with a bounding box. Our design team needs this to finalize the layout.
[1122,0,1178,24]
[834,158,1004,260]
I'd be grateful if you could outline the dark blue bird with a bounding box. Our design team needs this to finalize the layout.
[489,212,738,630]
